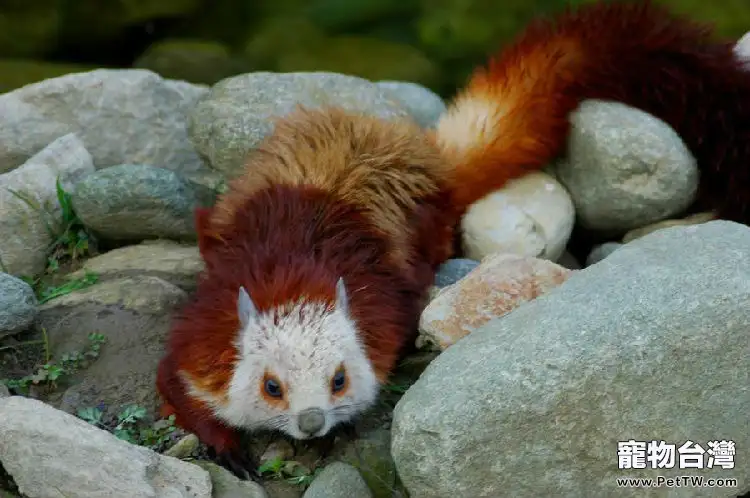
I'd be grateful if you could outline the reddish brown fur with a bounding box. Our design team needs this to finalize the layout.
[156,353,239,454]
[208,106,456,272]
[437,0,750,223]
[157,181,454,459]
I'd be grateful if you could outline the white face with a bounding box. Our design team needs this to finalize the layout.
[216,279,380,440]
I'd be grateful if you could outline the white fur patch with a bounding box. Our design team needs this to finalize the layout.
[212,298,380,440]
[435,96,501,153]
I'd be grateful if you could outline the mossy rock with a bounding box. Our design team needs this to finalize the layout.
[167,0,258,47]
[417,0,750,66]
[332,428,399,498]
[133,39,249,85]
[432,56,483,97]
[254,0,314,17]
[306,0,421,31]
[415,0,592,62]
[242,17,328,69]
[277,36,442,89]
[58,0,202,45]
[0,59,99,94]
[0,0,62,58]
[655,0,750,39]
[360,17,421,46]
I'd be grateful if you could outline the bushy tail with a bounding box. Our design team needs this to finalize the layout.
[436,0,750,223]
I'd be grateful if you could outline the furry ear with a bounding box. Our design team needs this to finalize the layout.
[335,277,348,313]
[194,207,223,258]
[238,286,258,328]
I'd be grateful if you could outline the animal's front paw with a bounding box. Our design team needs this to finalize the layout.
[210,447,261,481]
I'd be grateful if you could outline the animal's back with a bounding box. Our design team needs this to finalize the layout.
[208,106,458,269]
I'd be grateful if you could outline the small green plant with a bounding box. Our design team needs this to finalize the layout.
[77,404,178,452]
[382,382,410,394]
[49,176,92,264]
[257,456,321,487]
[37,271,99,304]
[112,404,150,442]
[6,175,94,275]
[0,331,106,394]
[16,271,99,305]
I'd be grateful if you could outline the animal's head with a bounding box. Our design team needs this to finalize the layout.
[218,278,380,440]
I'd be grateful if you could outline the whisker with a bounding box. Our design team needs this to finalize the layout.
[331,401,370,416]
[257,414,288,432]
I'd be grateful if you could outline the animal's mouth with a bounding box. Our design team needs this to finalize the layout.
[295,428,328,440]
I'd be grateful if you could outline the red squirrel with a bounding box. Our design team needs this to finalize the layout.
[157,0,750,479]
[157,107,459,478]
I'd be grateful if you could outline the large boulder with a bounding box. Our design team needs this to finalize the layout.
[392,220,750,497]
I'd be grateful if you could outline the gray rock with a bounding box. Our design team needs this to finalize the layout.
[434,258,479,288]
[65,239,204,291]
[163,434,201,460]
[392,220,750,498]
[331,427,399,498]
[0,133,95,277]
[193,461,268,498]
[0,396,212,498]
[0,384,8,398]
[622,211,715,244]
[71,163,214,241]
[188,71,409,175]
[0,273,38,339]
[555,100,699,233]
[376,80,447,128]
[0,96,72,174]
[0,69,210,176]
[303,462,373,498]
[586,241,624,266]
[38,275,187,317]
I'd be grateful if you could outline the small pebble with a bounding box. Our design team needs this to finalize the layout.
[163,433,200,459]
[434,258,480,288]
[302,461,373,498]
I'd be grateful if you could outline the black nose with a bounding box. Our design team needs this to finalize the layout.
[297,407,325,435]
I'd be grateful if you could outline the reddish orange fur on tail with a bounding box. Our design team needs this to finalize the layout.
[437,0,750,223]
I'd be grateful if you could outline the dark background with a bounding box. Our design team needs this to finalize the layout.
[1,0,749,96]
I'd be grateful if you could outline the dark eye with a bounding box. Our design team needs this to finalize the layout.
[264,378,282,398]
[331,368,347,393]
